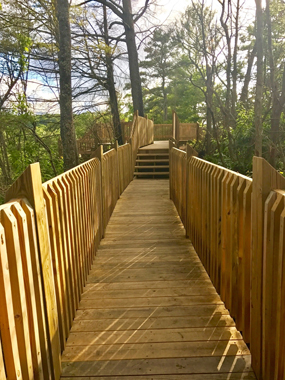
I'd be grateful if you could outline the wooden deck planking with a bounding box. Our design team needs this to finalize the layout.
[139,141,169,150]
[61,179,256,379]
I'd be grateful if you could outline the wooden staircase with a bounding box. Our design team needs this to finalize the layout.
[134,147,169,178]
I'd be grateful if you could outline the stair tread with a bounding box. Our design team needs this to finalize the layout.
[134,172,169,175]
[136,159,169,163]
[137,153,169,157]
[135,165,169,168]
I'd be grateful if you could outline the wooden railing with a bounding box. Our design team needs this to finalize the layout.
[153,123,199,141]
[169,145,285,380]
[0,113,153,380]
[123,113,197,143]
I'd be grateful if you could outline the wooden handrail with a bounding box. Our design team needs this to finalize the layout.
[169,146,285,380]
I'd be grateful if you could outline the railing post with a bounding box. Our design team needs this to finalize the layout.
[114,140,121,197]
[5,163,61,380]
[129,137,134,182]
[185,145,198,238]
[169,139,173,200]
[251,156,285,379]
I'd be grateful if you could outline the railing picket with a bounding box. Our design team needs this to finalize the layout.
[0,335,6,380]
[276,202,285,379]
[68,171,84,294]
[20,200,52,379]
[43,186,68,351]
[11,203,44,380]
[263,192,283,379]
[65,173,82,299]
[1,208,34,380]
[0,223,23,380]
[53,180,74,327]
[230,175,239,318]
[236,177,247,333]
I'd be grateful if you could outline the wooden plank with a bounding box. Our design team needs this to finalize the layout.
[52,180,74,329]
[70,314,235,332]
[251,157,285,378]
[74,304,230,320]
[263,192,283,379]
[87,271,210,283]
[11,203,44,380]
[62,175,80,309]
[276,202,285,379]
[78,294,222,309]
[61,356,252,377]
[81,285,216,298]
[63,340,250,361]
[43,186,68,351]
[229,174,239,318]
[67,171,83,293]
[0,223,22,380]
[57,178,77,320]
[1,208,34,379]
[20,199,52,379]
[67,326,243,346]
[60,374,256,380]
[236,177,247,334]
[81,279,212,291]
[0,337,6,380]
[242,181,252,344]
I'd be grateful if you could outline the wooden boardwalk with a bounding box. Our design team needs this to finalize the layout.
[61,179,256,379]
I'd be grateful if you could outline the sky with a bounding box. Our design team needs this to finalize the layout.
[144,0,258,25]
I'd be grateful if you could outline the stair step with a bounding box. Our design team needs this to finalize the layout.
[136,159,169,163]
[135,165,169,169]
[138,149,169,154]
[137,153,169,157]
[134,172,169,176]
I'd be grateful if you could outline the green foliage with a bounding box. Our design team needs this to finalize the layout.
[0,109,64,203]
[208,106,255,175]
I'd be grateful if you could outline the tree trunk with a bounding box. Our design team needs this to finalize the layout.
[232,0,240,127]
[103,5,123,145]
[122,0,144,117]
[162,77,167,121]
[265,0,285,167]
[0,130,12,186]
[56,0,79,171]
[240,42,257,105]
[205,64,213,154]
[254,0,263,157]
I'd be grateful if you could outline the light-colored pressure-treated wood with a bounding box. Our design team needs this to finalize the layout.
[61,179,255,379]
[6,163,62,380]
[171,152,253,347]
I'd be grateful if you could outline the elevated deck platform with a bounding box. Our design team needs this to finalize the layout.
[139,140,169,150]
[61,180,256,379]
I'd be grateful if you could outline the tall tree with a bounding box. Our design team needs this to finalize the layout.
[103,5,123,144]
[140,27,176,122]
[122,0,144,116]
[72,4,124,143]
[265,0,285,167]
[79,0,151,116]
[56,0,79,170]
[254,0,263,157]
[177,1,221,155]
